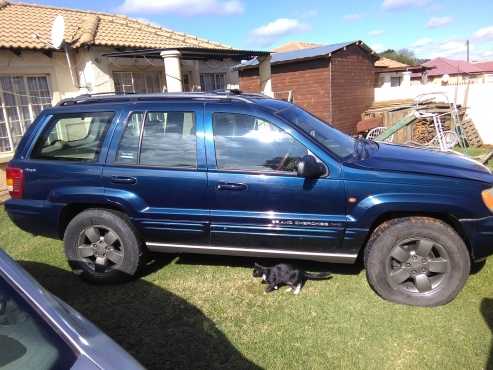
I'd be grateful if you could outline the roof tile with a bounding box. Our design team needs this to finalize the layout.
[0,1,230,50]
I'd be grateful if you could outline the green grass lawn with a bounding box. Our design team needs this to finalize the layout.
[1,207,492,370]
[455,146,493,171]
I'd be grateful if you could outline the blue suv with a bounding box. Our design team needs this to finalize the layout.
[5,92,493,306]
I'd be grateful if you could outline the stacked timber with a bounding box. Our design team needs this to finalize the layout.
[360,99,482,146]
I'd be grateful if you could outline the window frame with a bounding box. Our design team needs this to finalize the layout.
[28,111,116,164]
[210,111,327,177]
[112,109,200,171]
[200,72,226,92]
[390,76,402,87]
[0,74,52,155]
[112,71,165,94]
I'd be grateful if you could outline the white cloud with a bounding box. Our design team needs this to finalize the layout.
[382,0,429,10]
[369,30,384,36]
[479,50,493,58]
[412,37,433,47]
[118,0,244,15]
[301,9,318,18]
[250,18,310,46]
[343,13,363,21]
[427,16,453,28]
[370,43,385,53]
[428,39,470,59]
[474,26,493,40]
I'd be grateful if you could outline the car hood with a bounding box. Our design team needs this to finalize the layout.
[347,143,493,183]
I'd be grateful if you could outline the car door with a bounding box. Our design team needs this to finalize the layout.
[103,102,208,246]
[204,102,348,258]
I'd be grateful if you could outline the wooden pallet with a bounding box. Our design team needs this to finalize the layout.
[461,118,483,147]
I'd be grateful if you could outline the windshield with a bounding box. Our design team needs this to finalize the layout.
[276,105,355,159]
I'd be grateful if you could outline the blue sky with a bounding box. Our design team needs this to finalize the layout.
[25,0,493,60]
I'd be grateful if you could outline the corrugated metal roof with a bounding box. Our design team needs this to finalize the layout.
[237,41,373,70]
[102,47,270,60]
[422,58,483,76]
[272,41,322,52]
[473,61,493,73]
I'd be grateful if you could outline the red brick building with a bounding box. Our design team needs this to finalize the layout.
[238,41,377,134]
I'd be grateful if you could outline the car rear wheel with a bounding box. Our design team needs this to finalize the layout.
[64,209,144,284]
[364,217,470,307]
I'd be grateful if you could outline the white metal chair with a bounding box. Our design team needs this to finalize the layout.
[366,126,394,143]
[427,130,459,150]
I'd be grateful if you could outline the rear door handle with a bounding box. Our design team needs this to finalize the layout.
[111,176,137,185]
[216,182,248,191]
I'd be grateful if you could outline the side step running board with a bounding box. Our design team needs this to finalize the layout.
[146,242,357,264]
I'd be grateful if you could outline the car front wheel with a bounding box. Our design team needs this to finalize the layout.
[365,217,470,307]
[64,209,144,284]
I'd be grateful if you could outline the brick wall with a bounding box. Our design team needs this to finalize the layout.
[239,68,261,93]
[240,59,332,122]
[329,45,375,133]
[239,45,375,134]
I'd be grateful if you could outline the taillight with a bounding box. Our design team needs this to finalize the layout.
[6,166,24,199]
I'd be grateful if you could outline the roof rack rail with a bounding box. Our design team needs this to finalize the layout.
[56,91,269,106]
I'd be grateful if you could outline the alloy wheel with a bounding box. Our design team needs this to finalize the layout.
[77,225,124,273]
[386,238,450,294]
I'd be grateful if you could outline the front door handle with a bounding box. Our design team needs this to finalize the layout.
[216,182,248,191]
[111,176,137,185]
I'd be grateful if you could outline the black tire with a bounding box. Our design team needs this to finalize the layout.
[64,208,144,284]
[364,217,470,307]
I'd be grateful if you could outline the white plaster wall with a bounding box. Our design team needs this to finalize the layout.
[0,49,80,103]
[375,82,493,144]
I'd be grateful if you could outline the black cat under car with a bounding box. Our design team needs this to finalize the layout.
[253,263,332,294]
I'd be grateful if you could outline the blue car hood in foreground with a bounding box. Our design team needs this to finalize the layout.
[348,143,493,183]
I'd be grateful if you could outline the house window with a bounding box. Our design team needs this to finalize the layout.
[200,73,226,91]
[390,76,402,87]
[113,71,164,94]
[0,75,52,153]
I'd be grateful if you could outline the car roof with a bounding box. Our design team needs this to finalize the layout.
[56,91,273,107]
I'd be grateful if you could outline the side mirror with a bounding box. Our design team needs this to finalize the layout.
[296,155,326,179]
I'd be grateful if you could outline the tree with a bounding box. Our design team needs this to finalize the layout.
[379,48,420,66]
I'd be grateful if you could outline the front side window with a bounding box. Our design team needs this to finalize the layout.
[213,113,308,173]
[116,111,196,168]
[276,105,355,159]
[31,112,114,162]
[0,277,76,369]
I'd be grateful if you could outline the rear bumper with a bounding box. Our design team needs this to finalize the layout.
[460,216,493,261]
[4,199,61,239]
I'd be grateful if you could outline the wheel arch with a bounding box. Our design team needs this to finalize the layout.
[58,203,130,239]
[363,211,471,259]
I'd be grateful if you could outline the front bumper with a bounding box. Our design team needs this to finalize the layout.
[460,216,493,261]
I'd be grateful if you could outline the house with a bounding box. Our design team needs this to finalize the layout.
[238,41,377,134]
[0,0,270,200]
[418,58,484,85]
[374,57,428,87]
[472,61,493,82]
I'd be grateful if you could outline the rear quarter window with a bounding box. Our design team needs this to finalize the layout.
[30,112,114,162]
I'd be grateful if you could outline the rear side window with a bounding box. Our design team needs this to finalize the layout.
[31,112,114,162]
[116,111,196,168]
